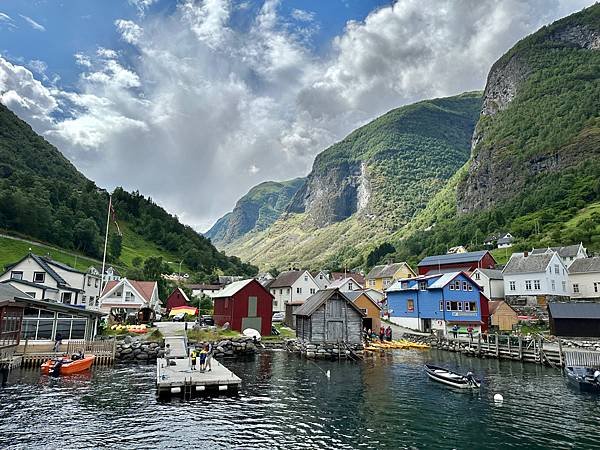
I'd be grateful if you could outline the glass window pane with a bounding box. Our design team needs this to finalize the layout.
[21,320,37,339]
[39,310,55,318]
[70,320,86,339]
[24,308,39,318]
[57,313,73,318]
[56,320,72,340]
[36,319,54,340]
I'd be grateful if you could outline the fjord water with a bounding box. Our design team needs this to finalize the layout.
[1,351,598,449]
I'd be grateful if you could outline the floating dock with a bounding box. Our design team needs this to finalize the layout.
[156,335,241,398]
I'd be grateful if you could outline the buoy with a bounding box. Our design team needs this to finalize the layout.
[326,370,331,379]
[494,393,504,402]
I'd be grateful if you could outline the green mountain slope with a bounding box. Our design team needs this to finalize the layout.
[222,92,482,270]
[387,4,600,264]
[205,178,304,247]
[0,104,257,279]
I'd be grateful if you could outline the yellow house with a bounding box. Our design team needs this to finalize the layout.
[365,262,416,291]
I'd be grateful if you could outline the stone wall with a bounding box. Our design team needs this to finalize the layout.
[286,339,364,359]
[189,336,257,358]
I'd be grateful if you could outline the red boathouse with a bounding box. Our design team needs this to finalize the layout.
[165,288,190,313]
[212,279,273,336]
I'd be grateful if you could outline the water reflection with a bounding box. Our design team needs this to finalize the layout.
[1,350,600,449]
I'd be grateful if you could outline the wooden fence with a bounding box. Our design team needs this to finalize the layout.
[564,350,600,368]
[17,339,116,368]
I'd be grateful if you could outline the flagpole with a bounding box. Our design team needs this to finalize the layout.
[100,194,111,298]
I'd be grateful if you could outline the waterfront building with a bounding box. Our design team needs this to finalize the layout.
[294,289,364,344]
[386,271,489,335]
[165,287,191,313]
[549,302,600,337]
[310,271,330,290]
[365,263,416,291]
[531,243,587,268]
[502,251,569,305]
[568,257,600,300]
[99,278,161,318]
[488,300,518,331]
[471,268,504,300]
[343,290,382,332]
[212,279,273,336]
[328,275,363,292]
[268,270,320,313]
[417,250,496,275]
[0,253,102,308]
[88,265,121,282]
[0,285,25,352]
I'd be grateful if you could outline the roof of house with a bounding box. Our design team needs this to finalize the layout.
[549,302,600,319]
[218,275,244,285]
[366,263,412,280]
[168,287,190,303]
[268,270,306,288]
[417,250,490,267]
[503,253,554,275]
[29,254,68,285]
[497,236,514,245]
[294,289,364,317]
[328,276,363,289]
[186,283,222,290]
[476,268,504,280]
[569,257,600,274]
[41,256,86,275]
[101,279,157,302]
[531,244,583,259]
[0,283,32,302]
[212,279,255,298]
[488,300,515,315]
[0,279,59,291]
[343,290,382,310]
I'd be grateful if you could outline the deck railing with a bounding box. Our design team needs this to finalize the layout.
[17,338,117,367]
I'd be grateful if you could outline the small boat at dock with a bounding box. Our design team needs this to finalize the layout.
[424,364,480,389]
[41,355,95,376]
[565,366,600,392]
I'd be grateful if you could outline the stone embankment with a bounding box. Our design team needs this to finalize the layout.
[286,339,363,359]
[114,336,258,362]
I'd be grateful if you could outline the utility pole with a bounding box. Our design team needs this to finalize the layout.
[100,194,111,298]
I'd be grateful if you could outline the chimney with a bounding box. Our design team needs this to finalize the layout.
[524,251,529,257]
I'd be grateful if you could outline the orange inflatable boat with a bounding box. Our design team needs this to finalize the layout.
[41,355,95,376]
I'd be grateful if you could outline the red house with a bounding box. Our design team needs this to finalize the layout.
[417,250,496,275]
[212,279,273,336]
[165,288,190,313]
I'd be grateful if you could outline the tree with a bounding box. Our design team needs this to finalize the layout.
[73,218,100,256]
[132,256,143,267]
[109,233,122,259]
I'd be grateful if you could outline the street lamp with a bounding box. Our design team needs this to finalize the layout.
[168,259,184,278]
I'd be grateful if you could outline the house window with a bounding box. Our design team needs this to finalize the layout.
[445,301,451,311]
[573,284,580,293]
[534,280,541,290]
[457,302,463,311]
[310,288,315,294]
[462,281,468,291]
[554,265,559,274]
[273,299,277,307]
[25,292,36,298]
[401,281,409,289]
[33,272,45,283]
[125,292,134,302]
[418,281,427,291]
[407,299,414,312]
[82,295,86,304]
[95,279,99,288]
[469,302,477,312]
[464,302,470,311]
[449,283,454,291]
[509,281,516,291]
[562,281,566,292]
[280,289,283,295]
[551,280,556,291]
[304,276,308,282]
[287,288,290,294]
[87,278,91,287]
[11,271,23,280]
[474,272,480,280]
[594,282,599,293]
[369,280,376,287]
[61,292,72,304]
[525,280,532,290]
[296,287,302,294]
[439,301,444,311]
[348,282,354,290]
[455,281,462,290]
[467,284,473,292]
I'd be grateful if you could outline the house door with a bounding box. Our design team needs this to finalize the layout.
[327,321,344,342]
[362,318,372,331]
[422,319,431,333]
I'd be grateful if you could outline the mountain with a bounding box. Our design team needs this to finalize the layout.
[387,4,600,264]
[0,103,256,279]
[205,178,304,247]
[219,92,482,270]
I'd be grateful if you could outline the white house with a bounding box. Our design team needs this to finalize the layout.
[268,270,320,313]
[0,253,102,308]
[471,268,504,300]
[99,278,160,315]
[497,233,515,248]
[310,271,330,290]
[188,283,223,298]
[568,257,600,300]
[503,251,569,300]
[88,266,121,282]
[531,243,587,268]
[328,276,363,292]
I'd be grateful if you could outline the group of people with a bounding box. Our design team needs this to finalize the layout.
[364,325,393,342]
[451,325,475,339]
[190,343,213,372]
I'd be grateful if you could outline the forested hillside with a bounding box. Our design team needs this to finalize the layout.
[0,104,257,279]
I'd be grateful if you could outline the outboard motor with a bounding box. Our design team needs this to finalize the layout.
[50,360,63,377]
[466,371,476,386]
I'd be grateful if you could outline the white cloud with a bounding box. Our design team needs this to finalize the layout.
[0,0,596,232]
[28,59,47,76]
[291,9,315,22]
[0,12,16,29]
[19,14,45,32]
[128,0,158,16]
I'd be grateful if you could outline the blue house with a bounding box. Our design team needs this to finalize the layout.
[386,272,489,335]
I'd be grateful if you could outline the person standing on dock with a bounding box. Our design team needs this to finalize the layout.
[199,347,208,372]
[205,343,213,372]
[385,326,392,342]
[190,348,197,370]
[379,326,385,342]
[467,326,474,341]
[451,325,459,339]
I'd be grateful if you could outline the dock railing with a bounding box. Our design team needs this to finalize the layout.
[17,338,117,367]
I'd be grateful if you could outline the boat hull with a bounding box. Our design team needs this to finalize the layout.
[41,355,96,375]
[424,365,480,389]
[566,366,600,393]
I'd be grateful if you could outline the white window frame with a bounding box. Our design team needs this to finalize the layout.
[551,280,556,291]
[509,281,516,291]
[525,280,532,290]
[534,280,541,290]
[573,284,579,293]
[33,272,45,283]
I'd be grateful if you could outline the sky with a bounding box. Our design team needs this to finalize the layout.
[0,0,595,232]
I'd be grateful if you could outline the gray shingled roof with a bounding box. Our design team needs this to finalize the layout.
[366,263,409,279]
[549,302,600,319]
[1,279,59,291]
[0,283,33,301]
[569,257,600,274]
[212,279,255,298]
[418,250,489,267]
[503,253,554,275]
[269,270,305,288]
[477,268,504,280]
[531,244,582,258]
[294,289,364,317]
[343,290,382,310]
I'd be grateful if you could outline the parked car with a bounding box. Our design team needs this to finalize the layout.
[272,312,284,322]
[201,315,214,326]
[172,312,186,322]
